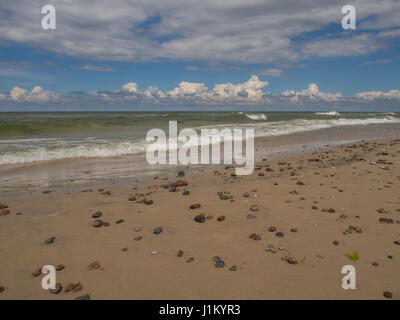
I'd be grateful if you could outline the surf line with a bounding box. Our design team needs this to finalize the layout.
[146,120,254,175]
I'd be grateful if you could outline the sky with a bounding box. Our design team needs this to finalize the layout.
[0,0,399,111]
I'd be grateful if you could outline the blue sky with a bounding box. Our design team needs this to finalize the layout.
[0,0,399,110]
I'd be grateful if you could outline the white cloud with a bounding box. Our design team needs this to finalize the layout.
[9,86,57,102]
[72,64,114,72]
[1,78,399,108]
[1,1,399,64]
[257,68,283,77]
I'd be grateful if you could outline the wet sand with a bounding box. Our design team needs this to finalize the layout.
[0,138,400,299]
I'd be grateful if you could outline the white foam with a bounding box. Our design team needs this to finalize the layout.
[315,111,340,116]
[242,113,267,120]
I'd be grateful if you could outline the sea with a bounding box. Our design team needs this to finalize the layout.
[0,111,399,194]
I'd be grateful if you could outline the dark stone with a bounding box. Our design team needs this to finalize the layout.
[153,227,163,234]
[76,294,91,300]
[275,232,284,238]
[116,219,124,224]
[194,214,206,223]
[44,237,56,245]
[182,190,190,196]
[50,283,62,294]
[92,211,102,218]
[383,291,392,299]
[93,220,104,228]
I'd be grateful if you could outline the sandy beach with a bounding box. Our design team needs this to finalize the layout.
[1,137,399,300]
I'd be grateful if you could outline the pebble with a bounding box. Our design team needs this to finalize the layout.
[32,267,42,277]
[297,181,305,185]
[247,214,256,219]
[186,257,194,263]
[73,283,83,292]
[0,209,10,216]
[217,216,225,221]
[153,227,163,234]
[116,219,124,224]
[286,257,298,265]
[151,250,158,255]
[56,264,65,271]
[265,244,276,253]
[243,192,250,197]
[312,205,318,210]
[214,260,225,268]
[379,218,393,224]
[371,262,379,267]
[333,240,339,246]
[194,214,206,223]
[129,196,136,201]
[249,233,261,240]
[249,204,259,212]
[65,283,75,292]
[275,232,284,238]
[0,286,4,293]
[190,203,201,209]
[177,250,183,257]
[394,240,400,246]
[144,200,153,205]
[50,283,62,294]
[134,236,142,241]
[178,171,185,177]
[268,226,277,232]
[0,203,8,209]
[87,261,101,270]
[182,190,190,196]
[76,294,91,300]
[103,222,110,227]
[92,211,102,218]
[316,253,325,259]
[229,266,237,271]
[93,220,104,228]
[290,228,297,233]
[44,237,56,245]
[383,291,392,299]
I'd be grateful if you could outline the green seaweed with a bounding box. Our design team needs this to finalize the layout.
[345,252,359,261]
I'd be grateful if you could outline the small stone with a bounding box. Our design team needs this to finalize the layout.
[377,208,387,214]
[0,209,10,216]
[275,232,284,238]
[128,196,136,201]
[92,211,102,218]
[177,250,183,257]
[312,205,318,210]
[249,204,259,212]
[32,267,42,277]
[394,240,400,246]
[290,228,297,233]
[265,244,276,253]
[243,192,250,197]
[215,260,225,268]
[217,216,225,222]
[65,283,75,292]
[354,226,362,233]
[144,200,153,205]
[229,266,237,271]
[340,214,348,219]
[206,215,213,220]
[178,171,185,177]
[316,253,325,259]
[182,190,190,196]
[87,261,101,270]
[93,219,104,228]
[116,219,124,224]
[379,218,393,224]
[50,283,62,294]
[73,283,83,292]
[134,236,142,241]
[333,240,339,246]
[186,257,194,263]
[297,181,305,186]
[194,214,206,223]
[268,226,277,232]
[76,294,91,300]
[151,250,158,255]
[103,222,110,227]
[383,291,392,299]
[371,262,379,267]
[0,286,4,293]
[247,214,256,220]
[153,227,163,234]
[249,233,261,240]
[287,257,298,264]
[44,237,56,245]
[56,264,65,271]
[0,203,8,209]
[190,203,201,209]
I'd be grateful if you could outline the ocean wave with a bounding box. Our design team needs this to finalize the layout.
[1,116,399,166]
[239,112,267,120]
[315,111,340,116]
[0,141,146,165]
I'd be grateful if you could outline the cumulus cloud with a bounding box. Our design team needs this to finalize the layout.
[8,86,57,102]
[1,1,400,64]
[3,76,397,108]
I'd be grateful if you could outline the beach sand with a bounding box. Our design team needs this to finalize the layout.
[0,138,400,300]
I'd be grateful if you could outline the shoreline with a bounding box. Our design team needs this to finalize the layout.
[0,137,399,299]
